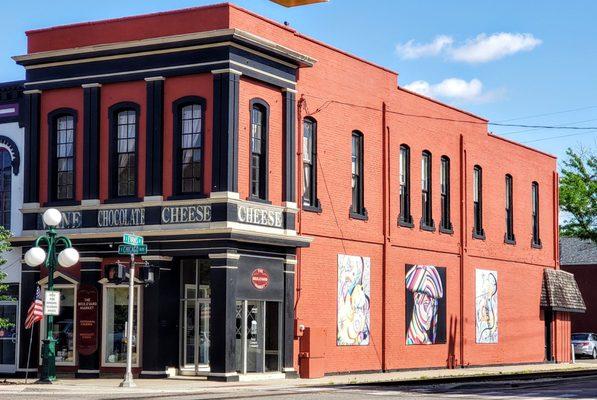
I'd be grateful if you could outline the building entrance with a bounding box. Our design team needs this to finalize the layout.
[180,259,210,374]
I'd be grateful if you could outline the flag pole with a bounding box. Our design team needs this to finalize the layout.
[24,322,35,384]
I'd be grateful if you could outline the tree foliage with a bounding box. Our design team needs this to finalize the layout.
[0,226,14,328]
[559,147,597,242]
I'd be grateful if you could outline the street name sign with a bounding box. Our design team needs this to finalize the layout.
[123,233,143,246]
[118,244,148,255]
[44,290,61,316]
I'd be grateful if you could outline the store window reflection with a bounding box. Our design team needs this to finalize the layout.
[103,285,141,365]
[41,286,75,364]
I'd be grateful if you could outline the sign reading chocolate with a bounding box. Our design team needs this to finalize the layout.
[161,204,211,224]
[38,210,82,230]
[97,208,145,227]
[237,204,283,228]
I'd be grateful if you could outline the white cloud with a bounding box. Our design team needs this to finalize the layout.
[450,33,542,63]
[395,32,541,63]
[403,78,505,104]
[395,35,453,59]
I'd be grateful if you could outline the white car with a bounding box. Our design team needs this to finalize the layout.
[572,333,597,358]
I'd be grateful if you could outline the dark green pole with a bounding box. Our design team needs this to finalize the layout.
[39,226,57,383]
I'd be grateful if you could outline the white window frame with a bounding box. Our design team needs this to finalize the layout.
[39,283,77,367]
[101,283,142,368]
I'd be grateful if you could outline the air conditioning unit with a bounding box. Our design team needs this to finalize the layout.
[270,0,328,7]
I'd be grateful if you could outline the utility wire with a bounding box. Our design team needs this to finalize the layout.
[496,105,597,123]
[521,130,597,144]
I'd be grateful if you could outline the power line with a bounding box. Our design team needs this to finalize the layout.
[496,105,597,123]
[499,118,597,136]
[521,130,597,144]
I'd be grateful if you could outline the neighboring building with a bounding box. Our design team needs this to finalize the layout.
[10,3,583,380]
[561,237,597,333]
[0,81,24,375]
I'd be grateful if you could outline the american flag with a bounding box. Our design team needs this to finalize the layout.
[25,285,43,329]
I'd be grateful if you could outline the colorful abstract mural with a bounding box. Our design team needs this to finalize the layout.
[475,269,498,343]
[405,264,446,345]
[337,254,371,346]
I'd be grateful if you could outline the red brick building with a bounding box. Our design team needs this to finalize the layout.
[11,3,583,380]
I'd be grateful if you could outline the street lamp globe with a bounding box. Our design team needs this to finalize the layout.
[58,247,79,268]
[42,208,62,227]
[24,246,47,267]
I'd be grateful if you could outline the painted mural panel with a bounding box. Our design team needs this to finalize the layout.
[475,269,498,343]
[337,254,371,346]
[405,264,446,345]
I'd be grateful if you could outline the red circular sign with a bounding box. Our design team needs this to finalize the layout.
[251,268,270,290]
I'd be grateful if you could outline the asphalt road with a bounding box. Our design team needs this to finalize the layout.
[3,376,597,400]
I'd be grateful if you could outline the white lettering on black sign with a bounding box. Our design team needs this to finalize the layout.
[237,205,283,228]
[97,208,145,227]
[39,211,82,229]
[161,205,212,224]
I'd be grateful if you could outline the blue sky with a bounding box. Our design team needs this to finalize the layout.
[1,0,595,163]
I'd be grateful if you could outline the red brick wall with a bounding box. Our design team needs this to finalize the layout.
[561,265,597,334]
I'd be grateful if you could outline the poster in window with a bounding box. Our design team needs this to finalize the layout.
[337,254,370,346]
[475,269,498,343]
[405,264,446,345]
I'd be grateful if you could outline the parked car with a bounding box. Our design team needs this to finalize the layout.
[572,333,597,358]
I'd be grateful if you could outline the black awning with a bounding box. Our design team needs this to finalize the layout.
[541,268,586,313]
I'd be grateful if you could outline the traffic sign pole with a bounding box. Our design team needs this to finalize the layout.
[120,252,136,388]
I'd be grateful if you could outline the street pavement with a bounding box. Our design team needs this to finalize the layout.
[2,376,597,400]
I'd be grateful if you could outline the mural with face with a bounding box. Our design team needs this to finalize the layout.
[337,254,371,346]
[405,264,446,345]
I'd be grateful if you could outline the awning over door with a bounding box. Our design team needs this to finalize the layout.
[541,268,586,313]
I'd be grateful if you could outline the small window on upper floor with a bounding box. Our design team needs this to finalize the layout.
[473,165,485,239]
[505,174,515,244]
[532,181,542,248]
[350,131,367,219]
[440,156,452,233]
[109,103,139,199]
[420,150,434,231]
[49,110,77,202]
[0,148,11,229]
[173,97,205,196]
[250,100,269,202]
[398,144,413,227]
[302,117,320,210]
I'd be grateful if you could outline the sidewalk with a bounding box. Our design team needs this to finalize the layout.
[1,361,597,395]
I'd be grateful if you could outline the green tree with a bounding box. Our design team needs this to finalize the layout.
[0,226,14,328]
[559,147,597,242]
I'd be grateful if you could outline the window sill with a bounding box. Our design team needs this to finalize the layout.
[43,200,81,207]
[472,229,486,240]
[531,240,543,249]
[167,193,207,201]
[302,203,322,213]
[398,215,414,228]
[504,234,516,245]
[247,196,272,205]
[420,220,436,233]
[349,207,368,221]
[103,197,143,204]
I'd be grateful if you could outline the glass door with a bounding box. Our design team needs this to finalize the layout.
[235,300,282,374]
[0,301,17,373]
[180,259,210,373]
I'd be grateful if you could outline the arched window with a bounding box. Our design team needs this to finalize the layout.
[473,165,485,239]
[350,131,366,219]
[0,148,11,229]
[48,109,77,201]
[421,150,434,230]
[302,117,319,209]
[505,174,515,243]
[173,97,205,195]
[109,103,139,198]
[398,144,413,226]
[440,156,452,232]
[249,99,269,201]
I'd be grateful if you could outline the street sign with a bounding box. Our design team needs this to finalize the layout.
[123,233,143,246]
[118,244,148,255]
[44,290,61,316]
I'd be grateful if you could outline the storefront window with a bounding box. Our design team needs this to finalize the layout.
[103,285,140,365]
[41,285,75,365]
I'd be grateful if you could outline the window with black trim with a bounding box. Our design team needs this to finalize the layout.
[473,165,485,238]
[109,103,139,199]
[440,156,452,232]
[350,131,366,218]
[505,174,515,244]
[250,100,268,201]
[420,150,434,230]
[399,144,412,226]
[302,117,319,209]
[532,181,541,247]
[173,97,205,195]
[0,148,11,229]
[49,110,76,202]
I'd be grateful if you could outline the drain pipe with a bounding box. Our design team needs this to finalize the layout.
[381,102,390,371]
[459,134,466,368]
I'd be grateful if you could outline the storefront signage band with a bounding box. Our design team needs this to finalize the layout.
[161,205,211,224]
[98,208,145,227]
[237,205,283,228]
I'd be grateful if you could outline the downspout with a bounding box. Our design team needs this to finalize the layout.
[459,134,466,367]
[381,102,389,371]
[295,94,305,311]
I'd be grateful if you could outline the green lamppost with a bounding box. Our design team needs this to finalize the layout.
[24,208,80,383]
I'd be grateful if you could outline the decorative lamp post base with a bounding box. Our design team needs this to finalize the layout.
[36,338,57,384]
[119,372,136,388]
